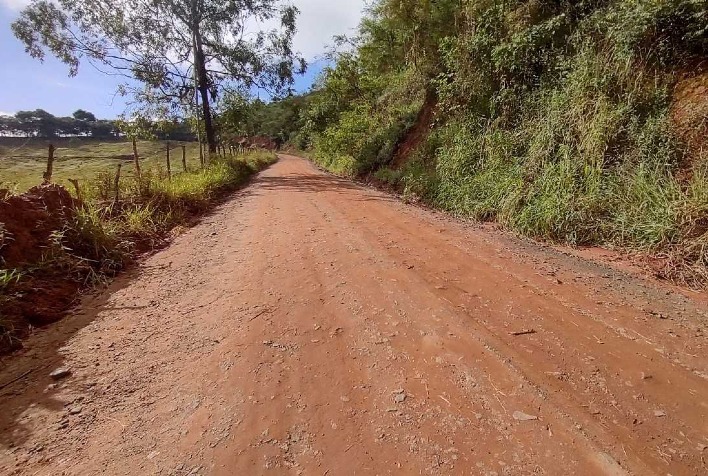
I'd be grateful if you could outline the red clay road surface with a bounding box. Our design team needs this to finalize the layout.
[1,154,707,475]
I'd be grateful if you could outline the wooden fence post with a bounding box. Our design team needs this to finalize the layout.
[68,178,82,202]
[166,142,172,181]
[114,163,122,201]
[182,145,187,172]
[43,144,55,184]
[132,137,141,183]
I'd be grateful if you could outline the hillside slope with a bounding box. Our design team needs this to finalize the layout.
[290,0,708,285]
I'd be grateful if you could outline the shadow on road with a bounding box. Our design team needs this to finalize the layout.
[254,172,397,204]
[0,270,138,451]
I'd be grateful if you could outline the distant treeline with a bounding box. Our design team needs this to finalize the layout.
[220,94,312,148]
[0,109,196,141]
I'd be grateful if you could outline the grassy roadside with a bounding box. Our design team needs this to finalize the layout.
[306,147,708,289]
[0,151,277,352]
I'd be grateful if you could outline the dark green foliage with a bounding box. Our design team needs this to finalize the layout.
[219,92,313,146]
[297,0,708,285]
[598,0,708,66]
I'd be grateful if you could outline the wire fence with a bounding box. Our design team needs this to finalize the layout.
[0,137,254,195]
[0,140,209,193]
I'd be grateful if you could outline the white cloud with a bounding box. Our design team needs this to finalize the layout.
[0,0,30,11]
[0,111,14,116]
[291,0,367,60]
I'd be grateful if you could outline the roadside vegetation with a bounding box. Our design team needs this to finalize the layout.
[239,0,708,286]
[64,149,276,258]
[0,148,276,351]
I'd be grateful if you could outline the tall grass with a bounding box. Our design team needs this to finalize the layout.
[61,151,277,268]
[0,151,277,349]
[393,39,707,284]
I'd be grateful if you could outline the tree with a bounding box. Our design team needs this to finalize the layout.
[72,109,97,122]
[89,120,120,139]
[13,109,61,137]
[220,91,258,137]
[0,115,18,136]
[12,0,306,153]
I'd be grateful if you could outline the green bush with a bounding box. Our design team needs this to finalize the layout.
[313,153,359,177]
[599,0,708,66]
[312,96,421,176]
[374,167,404,186]
[400,158,439,203]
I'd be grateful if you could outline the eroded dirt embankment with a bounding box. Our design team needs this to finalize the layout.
[0,155,706,475]
[1,185,82,346]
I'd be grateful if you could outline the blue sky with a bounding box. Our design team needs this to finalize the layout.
[0,0,365,118]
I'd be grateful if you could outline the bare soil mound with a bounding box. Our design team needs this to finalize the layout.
[0,184,77,268]
[390,90,437,169]
[1,185,80,350]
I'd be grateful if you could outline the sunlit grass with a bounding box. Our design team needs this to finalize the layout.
[1,150,277,315]
[0,139,203,192]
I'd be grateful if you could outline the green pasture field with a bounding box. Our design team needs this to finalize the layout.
[0,138,204,192]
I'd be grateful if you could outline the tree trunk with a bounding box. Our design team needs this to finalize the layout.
[193,64,204,167]
[193,26,216,154]
[43,144,55,183]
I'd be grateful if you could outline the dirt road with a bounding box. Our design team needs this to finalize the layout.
[1,154,707,475]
